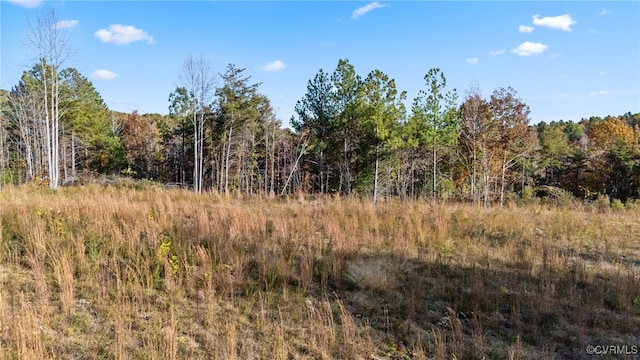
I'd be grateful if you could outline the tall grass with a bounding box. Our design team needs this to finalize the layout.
[0,184,638,359]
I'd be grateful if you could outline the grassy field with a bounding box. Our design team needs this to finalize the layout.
[0,184,639,359]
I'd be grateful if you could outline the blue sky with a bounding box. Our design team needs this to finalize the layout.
[1,1,639,126]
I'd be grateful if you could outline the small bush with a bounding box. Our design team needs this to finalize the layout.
[610,198,625,211]
[594,194,611,212]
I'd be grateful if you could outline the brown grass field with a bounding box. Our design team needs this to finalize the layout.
[0,183,639,359]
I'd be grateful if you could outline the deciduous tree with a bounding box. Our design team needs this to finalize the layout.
[179,55,216,192]
[25,8,73,189]
[460,85,492,204]
[489,87,536,206]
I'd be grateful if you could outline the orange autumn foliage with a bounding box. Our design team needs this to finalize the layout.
[588,117,636,150]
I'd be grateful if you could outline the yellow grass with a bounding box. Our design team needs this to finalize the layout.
[0,183,638,359]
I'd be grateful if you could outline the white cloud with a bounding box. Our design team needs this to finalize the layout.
[466,57,479,64]
[489,49,506,56]
[261,60,286,72]
[599,71,606,76]
[589,90,608,96]
[599,9,611,16]
[511,41,548,56]
[91,69,118,80]
[518,25,534,33]
[94,24,156,45]
[532,14,577,31]
[352,2,386,19]
[5,0,41,8]
[54,20,79,29]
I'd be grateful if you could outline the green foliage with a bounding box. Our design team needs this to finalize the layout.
[58,68,124,173]
[168,86,194,119]
[410,68,460,150]
[360,69,406,145]
[4,52,640,202]
[216,64,265,130]
[331,59,363,195]
[157,235,179,277]
[605,141,640,202]
[0,169,18,185]
[610,198,625,211]
[408,68,459,197]
[522,185,534,201]
[292,68,336,143]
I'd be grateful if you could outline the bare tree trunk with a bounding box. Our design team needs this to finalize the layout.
[26,9,72,189]
[481,146,490,208]
[410,149,415,199]
[71,132,76,178]
[225,124,233,194]
[521,160,525,199]
[53,65,60,187]
[198,112,204,192]
[63,136,67,183]
[270,128,276,196]
[0,114,7,186]
[216,143,223,192]
[373,143,379,202]
[471,140,477,204]
[281,138,307,196]
[193,110,199,192]
[432,144,437,198]
[500,155,506,207]
[179,54,216,193]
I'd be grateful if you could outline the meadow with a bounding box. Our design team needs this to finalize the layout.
[0,183,639,359]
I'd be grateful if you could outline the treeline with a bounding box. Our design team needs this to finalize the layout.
[1,57,639,203]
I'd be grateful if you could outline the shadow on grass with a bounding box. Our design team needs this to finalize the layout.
[301,251,640,359]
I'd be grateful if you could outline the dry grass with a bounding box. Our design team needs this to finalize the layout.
[0,184,639,359]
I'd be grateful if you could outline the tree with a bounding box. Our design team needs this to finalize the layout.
[58,68,123,177]
[292,68,338,194]
[214,64,266,194]
[605,141,640,201]
[360,69,406,201]
[0,91,9,185]
[537,122,574,186]
[489,87,536,206]
[588,117,635,150]
[409,68,459,198]
[331,59,363,195]
[25,8,73,189]
[5,77,43,182]
[585,117,638,200]
[168,86,194,187]
[178,55,216,192]
[121,111,161,178]
[460,85,493,204]
[257,99,281,196]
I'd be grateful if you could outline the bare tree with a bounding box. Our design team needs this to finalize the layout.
[179,55,216,193]
[460,84,492,205]
[6,82,46,183]
[25,8,73,189]
[0,95,9,186]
